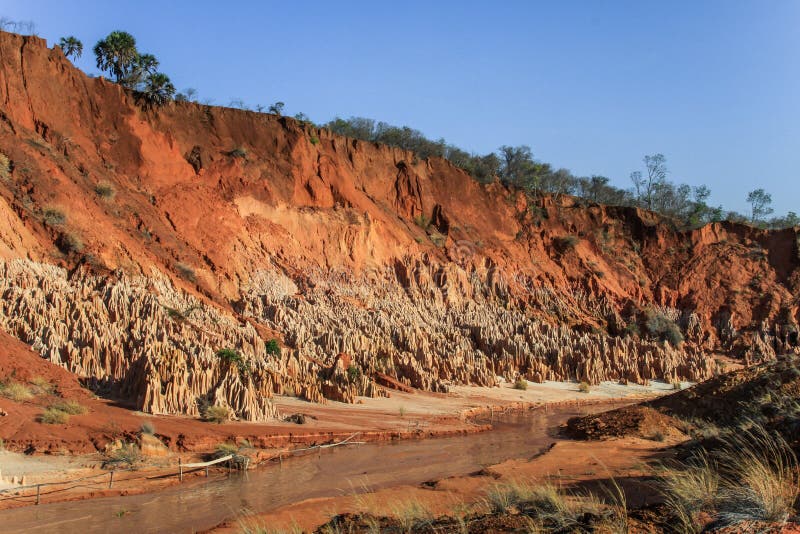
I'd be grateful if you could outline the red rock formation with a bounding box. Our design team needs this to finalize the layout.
[0,30,797,420]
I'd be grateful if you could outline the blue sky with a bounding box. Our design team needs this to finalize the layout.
[4,1,799,215]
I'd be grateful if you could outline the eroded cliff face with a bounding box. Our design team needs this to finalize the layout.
[0,31,797,420]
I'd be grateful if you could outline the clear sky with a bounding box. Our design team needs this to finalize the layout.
[3,1,799,215]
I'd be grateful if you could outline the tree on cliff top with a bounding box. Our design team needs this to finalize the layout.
[137,72,176,109]
[94,31,175,108]
[93,31,139,84]
[58,36,83,60]
[747,188,774,224]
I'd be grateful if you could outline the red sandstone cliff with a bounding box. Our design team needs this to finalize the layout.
[0,31,797,420]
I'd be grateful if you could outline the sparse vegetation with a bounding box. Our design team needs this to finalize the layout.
[94,181,116,198]
[141,421,155,435]
[413,214,431,230]
[39,407,71,424]
[175,262,196,282]
[578,381,591,393]
[30,376,54,395]
[268,101,285,115]
[623,320,640,338]
[429,232,446,247]
[662,425,798,530]
[513,377,528,390]
[105,442,141,467]
[265,338,281,357]
[228,147,247,159]
[43,207,67,226]
[49,400,87,415]
[347,364,361,383]
[558,235,579,249]
[202,404,230,424]
[0,153,10,180]
[216,348,242,364]
[214,441,238,459]
[0,380,34,402]
[57,231,84,253]
[646,310,684,346]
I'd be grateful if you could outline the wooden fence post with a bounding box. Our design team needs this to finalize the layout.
[178,458,183,482]
[35,484,40,505]
[205,465,209,478]
[109,470,114,489]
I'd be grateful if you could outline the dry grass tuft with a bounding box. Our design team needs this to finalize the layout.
[661,424,798,530]
[203,404,230,424]
[39,407,70,424]
[0,380,34,402]
[50,400,87,415]
[106,442,141,467]
[30,376,54,395]
[389,498,433,533]
[0,153,10,180]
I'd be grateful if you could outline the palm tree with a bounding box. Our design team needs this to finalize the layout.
[93,31,139,85]
[137,72,176,108]
[58,36,83,60]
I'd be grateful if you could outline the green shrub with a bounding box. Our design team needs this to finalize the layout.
[216,348,242,364]
[50,400,87,415]
[578,381,591,393]
[646,310,684,346]
[347,364,361,383]
[203,404,230,424]
[94,181,116,199]
[141,421,156,435]
[43,207,67,226]
[309,136,320,145]
[514,377,528,390]
[265,339,281,357]
[39,407,70,424]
